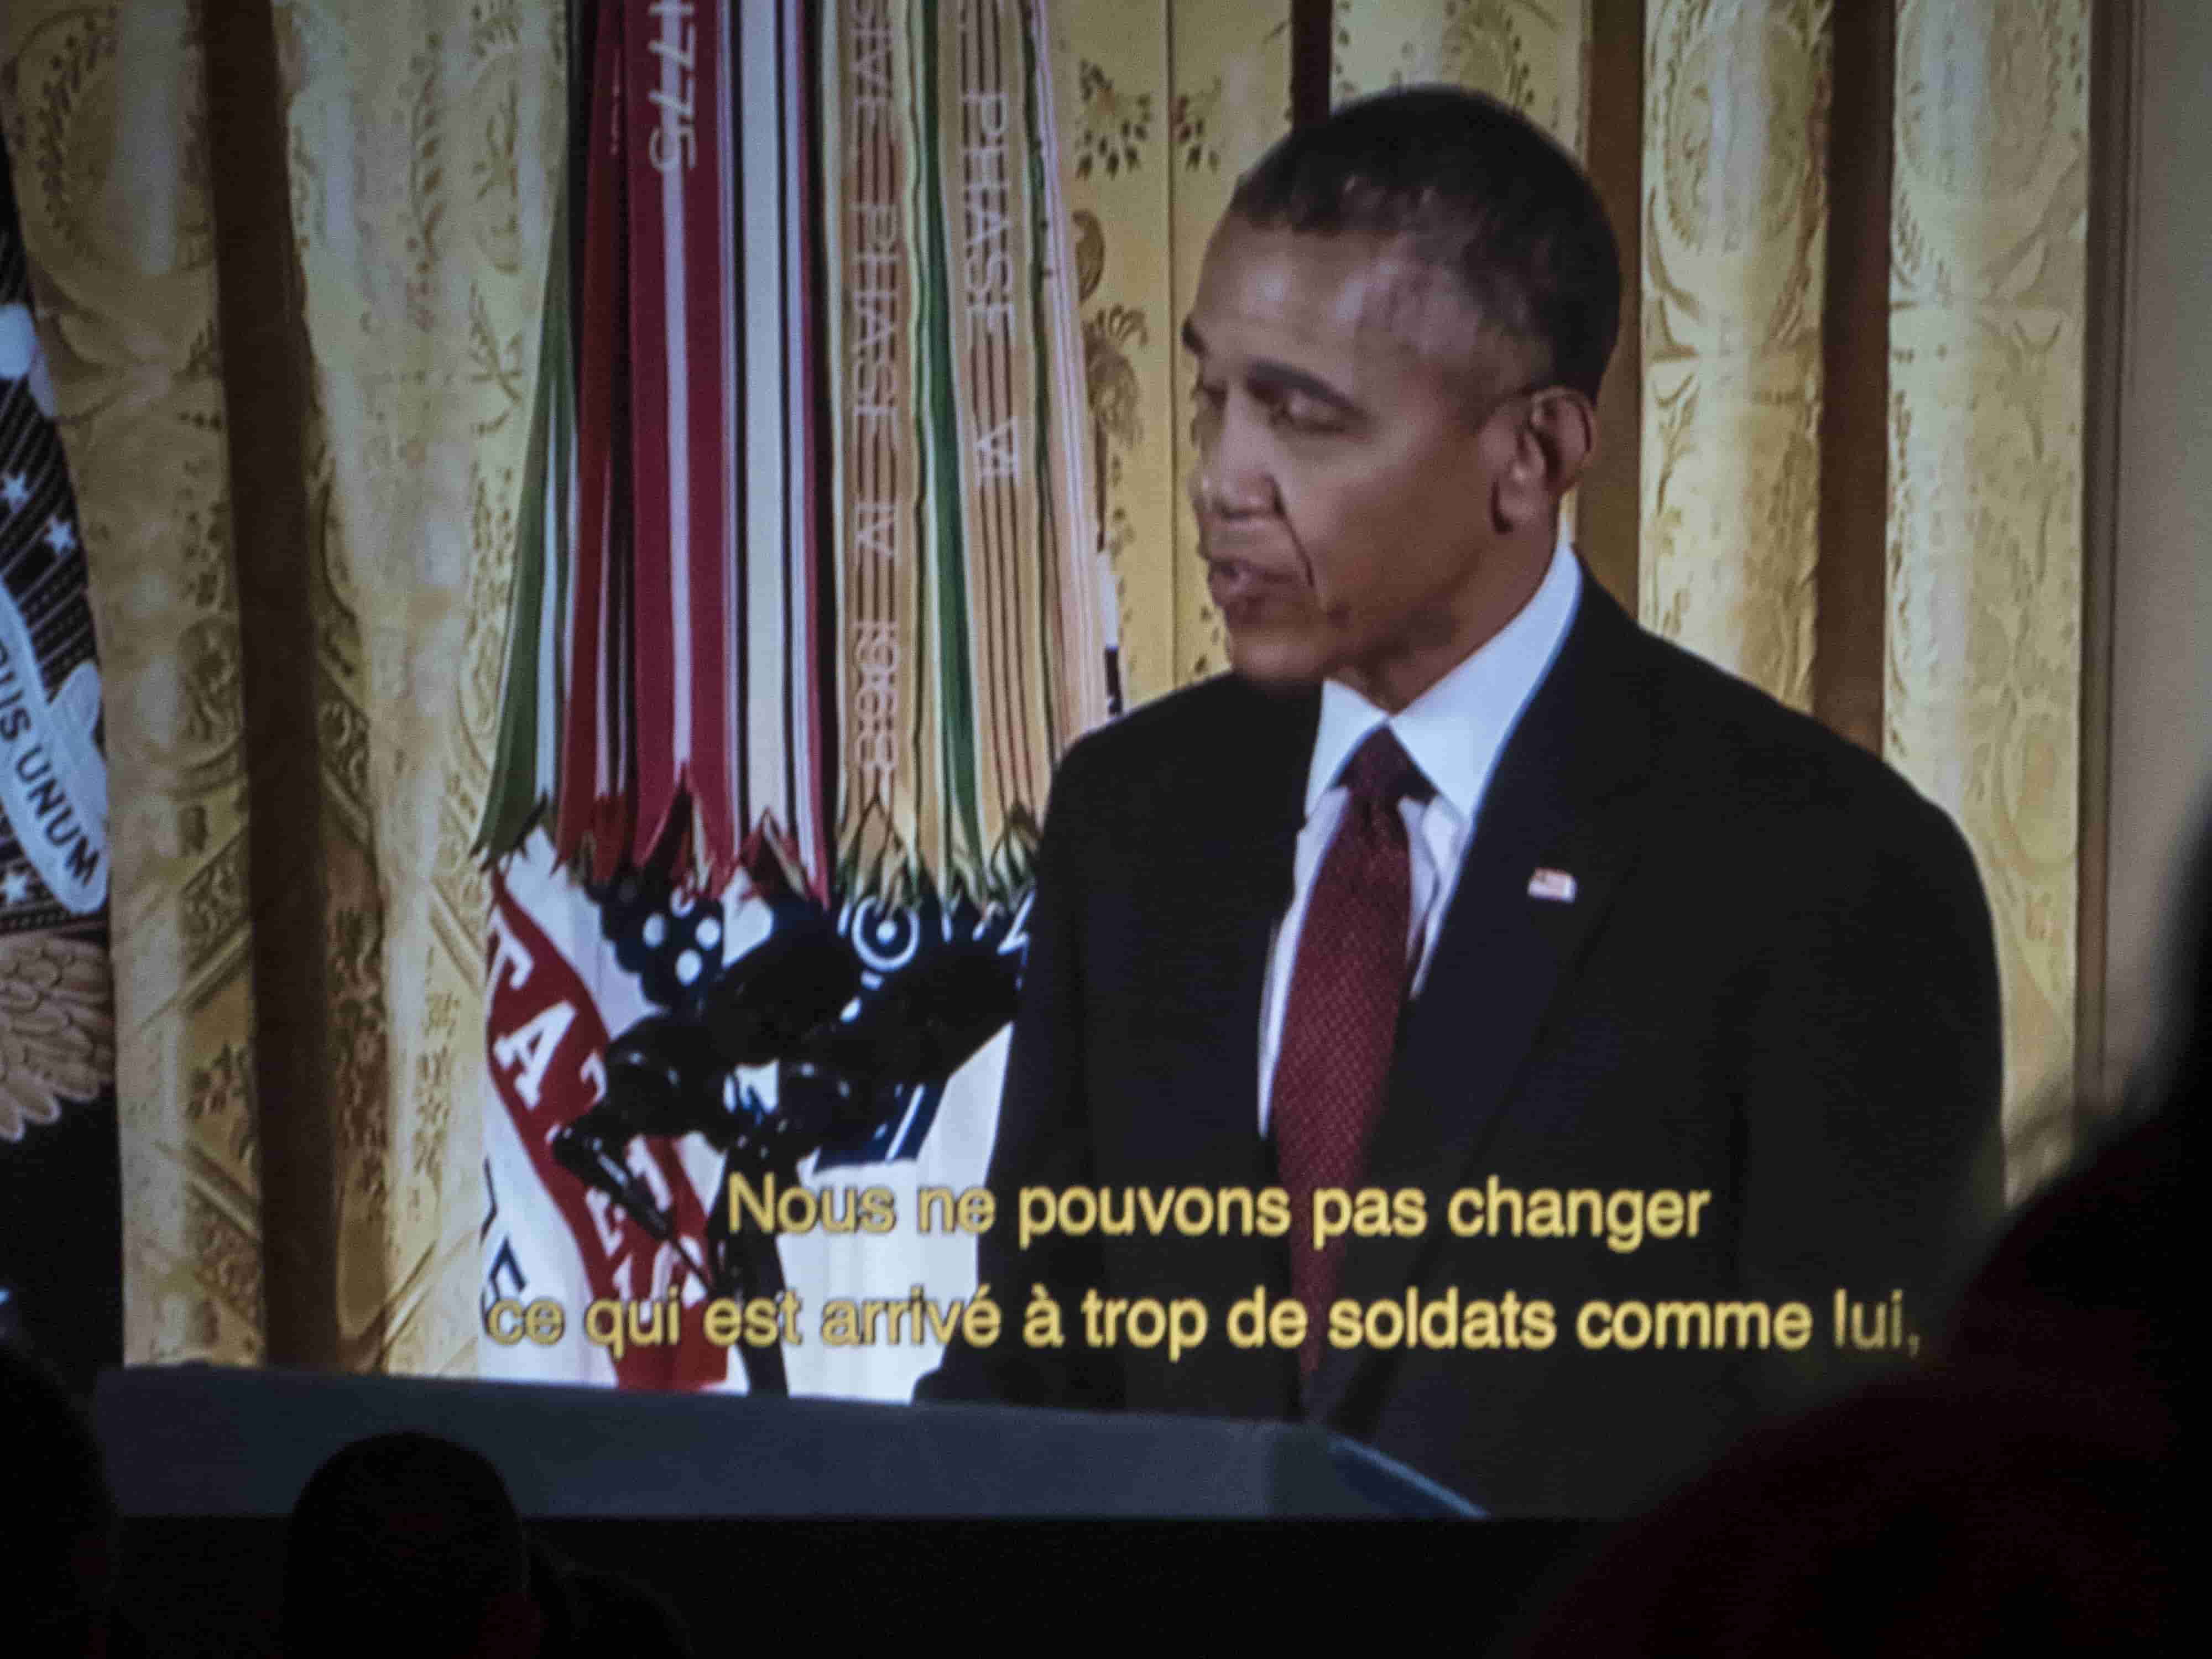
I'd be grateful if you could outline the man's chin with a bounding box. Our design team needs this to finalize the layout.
[1223,631,1329,694]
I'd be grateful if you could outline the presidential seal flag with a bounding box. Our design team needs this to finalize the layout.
[477,1,1110,1400]
[0,131,118,1390]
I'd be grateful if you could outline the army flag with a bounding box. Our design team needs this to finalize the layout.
[477,1,1109,1399]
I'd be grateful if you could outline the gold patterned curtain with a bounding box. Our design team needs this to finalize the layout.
[1884,1,2085,1193]
[0,0,2091,1376]
[0,0,557,1369]
[1044,1,1297,703]
[3,1,262,1366]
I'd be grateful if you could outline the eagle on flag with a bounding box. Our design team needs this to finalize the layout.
[0,130,119,1389]
[0,149,113,1146]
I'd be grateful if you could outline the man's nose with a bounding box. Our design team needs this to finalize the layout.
[1189,400,1274,520]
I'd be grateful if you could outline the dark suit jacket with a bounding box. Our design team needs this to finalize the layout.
[918,572,2004,1515]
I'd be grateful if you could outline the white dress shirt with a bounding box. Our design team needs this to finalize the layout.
[1256,535,1583,1132]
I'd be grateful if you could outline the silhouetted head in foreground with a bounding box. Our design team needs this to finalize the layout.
[1503,811,2205,1653]
[283,1432,543,1659]
[0,1341,116,1656]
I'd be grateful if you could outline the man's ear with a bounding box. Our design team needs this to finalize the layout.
[1493,388,1597,532]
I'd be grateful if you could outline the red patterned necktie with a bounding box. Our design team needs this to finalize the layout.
[1270,726,1434,1379]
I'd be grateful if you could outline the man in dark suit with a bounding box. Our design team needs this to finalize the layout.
[917,87,2002,1515]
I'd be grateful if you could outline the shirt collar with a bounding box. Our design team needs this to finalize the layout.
[1305,533,1583,821]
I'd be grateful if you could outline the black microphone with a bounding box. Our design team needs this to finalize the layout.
[551,1015,731,1222]
[693,923,862,1067]
[549,1115,680,1244]
[594,1014,729,1137]
[790,944,1020,1091]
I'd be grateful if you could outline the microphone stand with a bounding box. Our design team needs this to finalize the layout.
[550,1053,904,1397]
[548,922,1021,1397]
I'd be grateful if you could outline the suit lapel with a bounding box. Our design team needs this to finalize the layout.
[1131,681,1313,1185]
[1306,577,1662,1421]
[1102,682,1314,1415]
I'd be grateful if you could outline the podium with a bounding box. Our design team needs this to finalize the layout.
[95,1364,1478,1518]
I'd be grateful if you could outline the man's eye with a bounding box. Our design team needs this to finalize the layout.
[1269,394,1341,433]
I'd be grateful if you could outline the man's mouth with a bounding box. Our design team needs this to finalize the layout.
[1205,557,1286,617]
[1202,547,1301,617]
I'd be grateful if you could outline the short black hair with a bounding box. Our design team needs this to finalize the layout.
[1228,86,1621,400]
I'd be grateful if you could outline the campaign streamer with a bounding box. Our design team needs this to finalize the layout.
[477,1,1108,1396]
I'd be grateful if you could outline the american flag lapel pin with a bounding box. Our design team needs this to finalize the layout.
[1527,867,1577,903]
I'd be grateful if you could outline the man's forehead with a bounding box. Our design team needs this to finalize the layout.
[1195,219,1509,372]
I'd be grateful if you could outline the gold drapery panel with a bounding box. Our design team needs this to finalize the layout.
[1641,0,1829,706]
[2,0,555,1370]
[1046,0,1294,705]
[1332,0,1589,148]
[268,1,561,1370]
[1048,2,1173,706]
[1170,4,1293,686]
[1,0,265,1365]
[1885,0,2086,1192]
